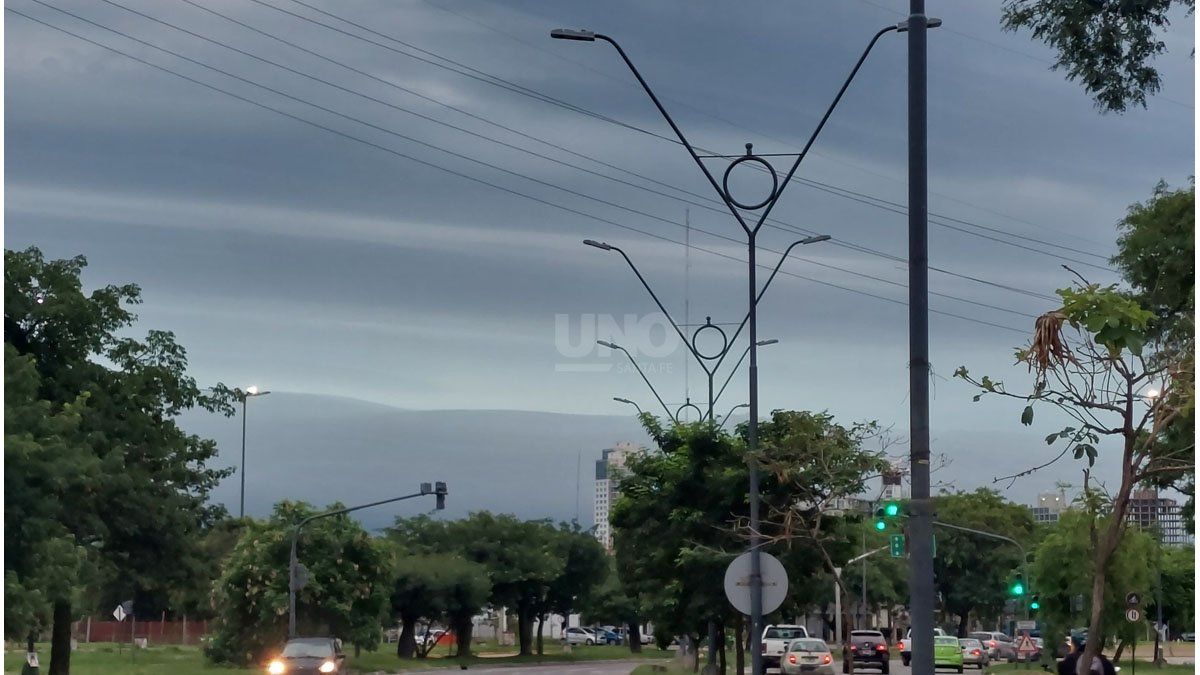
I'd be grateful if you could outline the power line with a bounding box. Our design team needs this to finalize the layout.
[422,0,1121,256]
[173,0,1059,302]
[242,0,1119,271]
[49,0,1046,318]
[6,4,1031,337]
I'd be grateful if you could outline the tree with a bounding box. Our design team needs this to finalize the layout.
[5,247,236,675]
[389,553,489,659]
[1031,508,1156,652]
[1112,181,1196,526]
[929,489,1035,636]
[390,512,565,657]
[1000,0,1194,113]
[538,524,609,655]
[206,502,392,666]
[1148,545,1193,637]
[754,410,890,673]
[956,279,1192,675]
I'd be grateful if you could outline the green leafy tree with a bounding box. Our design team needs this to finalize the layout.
[1112,180,1195,526]
[206,502,392,666]
[389,553,489,659]
[1031,509,1156,652]
[957,277,1191,675]
[1001,0,1194,112]
[929,489,1035,636]
[755,410,889,671]
[1147,545,1193,635]
[5,247,235,675]
[538,524,609,654]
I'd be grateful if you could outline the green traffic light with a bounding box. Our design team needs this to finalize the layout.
[874,520,887,531]
[884,502,900,517]
[1011,583,1025,596]
[1030,600,1040,610]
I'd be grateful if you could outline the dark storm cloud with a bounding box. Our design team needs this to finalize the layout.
[5,0,1193,513]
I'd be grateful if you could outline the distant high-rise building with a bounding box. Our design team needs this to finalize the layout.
[1127,489,1190,547]
[594,442,638,551]
[1031,490,1069,524]
[880,463,908,502]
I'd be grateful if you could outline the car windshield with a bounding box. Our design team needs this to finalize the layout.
[936,637,960,646]
[765,628,805,639]
[282,641,333,658]
[791,639,829,652]
[960,639,982,648]
[852,632,883,638]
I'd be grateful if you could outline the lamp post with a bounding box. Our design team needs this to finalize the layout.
[288,482,447,638]
[613,396,646,416]
[554,22,915,674]
[235,386,270,519]
[599,339,677,422]
[720,403,749,428]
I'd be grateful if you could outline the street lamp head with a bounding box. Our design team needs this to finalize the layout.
[551,28,596,41]
[756,339,779,346]
[1145,388,1162,400]
[613,397,634,404]
[897,17,942,32]
[246,385,259,396]
[597,339,620,350]
[583,239,613,251]
[801,234,831,245]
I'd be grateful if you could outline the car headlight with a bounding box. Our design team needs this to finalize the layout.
[318,660,336,673]
[267,660,286,674]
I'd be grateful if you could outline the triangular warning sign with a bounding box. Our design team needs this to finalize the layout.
[1016,636,1037,654]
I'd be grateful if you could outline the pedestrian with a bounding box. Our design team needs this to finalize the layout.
[1058,632,1116,675]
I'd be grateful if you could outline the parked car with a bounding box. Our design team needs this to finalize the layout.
[266,637,346,674]
[592,627,622,645]
[762,625,809,673]
[968,631,1017,662]
[959,638,989,670]
[900,627,947,666]
[933,635,964,673]
[782,637,835,675]
[1181,632,1196,643]
[562,627,597,645]
[847,630,890,674]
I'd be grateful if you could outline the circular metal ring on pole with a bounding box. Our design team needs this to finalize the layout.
[722,154,778,211]
[691,319,729,361]
[676,400,703,421]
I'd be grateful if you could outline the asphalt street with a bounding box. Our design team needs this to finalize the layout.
[392,659,657,674]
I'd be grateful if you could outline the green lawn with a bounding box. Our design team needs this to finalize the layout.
[5,642,672,674]
[985,660,1195,675]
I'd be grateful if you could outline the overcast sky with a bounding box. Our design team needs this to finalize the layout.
[6,0,1195,506]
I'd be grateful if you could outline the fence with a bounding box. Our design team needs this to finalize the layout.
[72,618,210,645]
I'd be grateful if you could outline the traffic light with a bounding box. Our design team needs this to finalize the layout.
[1010,575,1025,596]
[435,481,448,510]
[1029,594,1040,611]
[874,501,902,530]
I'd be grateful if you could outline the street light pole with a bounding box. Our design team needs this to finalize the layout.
[906,3,935,675]
[288,482,446,638]
[554,24,915,675]
[236,386,270,519]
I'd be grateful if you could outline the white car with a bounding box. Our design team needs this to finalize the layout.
[563,627,598,645]
[782,637,835,675]
[763,625,809,672]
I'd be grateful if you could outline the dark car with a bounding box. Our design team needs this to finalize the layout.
[267,637,346,674]
[847,630,890,674]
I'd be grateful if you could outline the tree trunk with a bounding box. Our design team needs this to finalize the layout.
[398,616,417,658]
[1113,640,1127,663]
[517,605,534,656]
[719,624,727,673]
[628,618,643,653]
[49,599,72,675]
[736,614,745,675]
[536,614,545,656]
[453,619,474,658]
[957,612,970,638]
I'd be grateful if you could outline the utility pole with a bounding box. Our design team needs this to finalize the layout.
[906,3,935,675]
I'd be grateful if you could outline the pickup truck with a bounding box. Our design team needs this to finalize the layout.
[762,625,809,673]
[899,627,947,666]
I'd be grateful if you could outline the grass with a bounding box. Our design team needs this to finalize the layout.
[985,660,1195,675]
[5,641,671,674]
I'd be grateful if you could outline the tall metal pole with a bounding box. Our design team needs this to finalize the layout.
[907,3,934,675]
[748,231,764,675]
[239,396,247,519]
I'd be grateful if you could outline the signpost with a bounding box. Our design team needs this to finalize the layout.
[1127,608,1142,622]
[1016,620,1036,631]
[724,551,788,616]
[1016,635,1038,663]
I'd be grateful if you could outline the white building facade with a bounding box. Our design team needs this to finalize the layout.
[594,442,638,551]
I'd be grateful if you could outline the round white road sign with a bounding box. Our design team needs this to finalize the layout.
[724,551,789,616]
[1126,608,1141,623]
